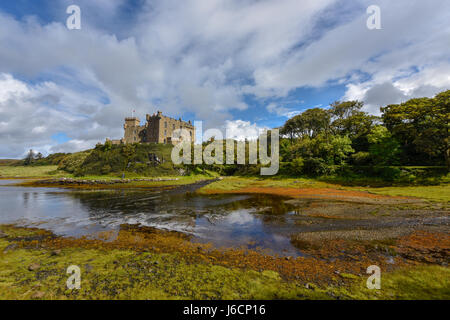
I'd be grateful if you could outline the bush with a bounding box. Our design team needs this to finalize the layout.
[373,166,401,181]
[303,158,333,176]
[351,152,371,165]
[289,157,304,176]
[100,164,112,175]
[58,151,91,173]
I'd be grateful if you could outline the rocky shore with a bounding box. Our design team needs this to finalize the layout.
[31,177,180,186]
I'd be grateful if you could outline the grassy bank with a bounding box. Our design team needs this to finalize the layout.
[0,225,448,300]
[198,176,450,202]
[0,163,219,188]
[355,185,450,202]
[2,165,448,202]
[0,165,63,178]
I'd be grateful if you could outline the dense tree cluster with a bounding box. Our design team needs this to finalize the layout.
[280,90,449,175]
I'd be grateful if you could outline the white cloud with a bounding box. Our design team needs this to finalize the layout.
[50,139,99,154]
[0,73,119,158]
[224,120,267,141]
[0,0,449,157]
[266,103,302,118]
[344,64,450,114]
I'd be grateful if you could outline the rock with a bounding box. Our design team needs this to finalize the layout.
[0,230,7,238]
[334,270,340,275]
[386,257,395,264]
[285,256,292,261]
[305,283,315,290]
[3,243,18,253]
[28,263,41,271]
[50,249,62,256]
[31,291,45,299]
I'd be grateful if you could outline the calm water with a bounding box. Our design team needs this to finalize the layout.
[0,180,305,256]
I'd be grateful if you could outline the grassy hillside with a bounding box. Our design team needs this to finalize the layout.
[0,159,21,166]
[60,143,181,177]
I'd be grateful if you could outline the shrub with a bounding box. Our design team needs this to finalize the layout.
[290,157,304,176]
[373,166,401,181]
[303,158,332,176]
[58,151,91,173]
[100,164,112,175]
[351,152,371,165]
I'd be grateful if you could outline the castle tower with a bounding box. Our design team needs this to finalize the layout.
[123,117,141,143]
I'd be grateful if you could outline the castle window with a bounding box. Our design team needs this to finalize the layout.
[164,122,167,128]
[164,130,167,136]
[173,124,175,130]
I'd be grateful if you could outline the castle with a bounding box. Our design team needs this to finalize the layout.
[108,111,195,145]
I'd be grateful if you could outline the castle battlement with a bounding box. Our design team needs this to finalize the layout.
[121,111,195,145]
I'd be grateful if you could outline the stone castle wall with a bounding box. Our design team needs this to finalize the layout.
[117,111,194,145]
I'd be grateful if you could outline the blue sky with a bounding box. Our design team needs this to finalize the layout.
[0,0,449,157]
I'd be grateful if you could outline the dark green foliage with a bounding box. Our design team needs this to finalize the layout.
[302,158,333,176]
[278,90,449,177]
[382,90,449,168]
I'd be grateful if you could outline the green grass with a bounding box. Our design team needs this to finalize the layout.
[199,176,450,203]
[1,225,448,300]
[199,176,334,193]
[358,185,450,202]
[0,163,218,185]
[334,265,450,300]
[0,165,64,178]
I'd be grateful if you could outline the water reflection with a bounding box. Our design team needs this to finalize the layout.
[0,182,304,256]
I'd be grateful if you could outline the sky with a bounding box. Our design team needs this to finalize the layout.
[0,0,449,158]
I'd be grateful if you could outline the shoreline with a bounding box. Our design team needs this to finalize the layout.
[0,223,448,300]
[0,176,448,300]
[8,177,219,190]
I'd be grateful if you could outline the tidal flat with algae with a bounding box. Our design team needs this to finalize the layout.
[0,224,448,300]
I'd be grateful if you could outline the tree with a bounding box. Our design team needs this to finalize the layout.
[382,90,449,168]
[312,134,354,165]
[24,149,36,165]
[329,100,364,120]
[329,101,379,152]
[281,108,330,140]
[434,90,450,169]
[280,118,297,142]
[300,108,331,138]
[367,125,400,166]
